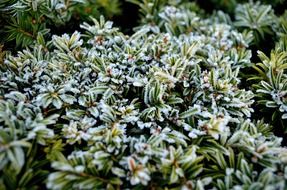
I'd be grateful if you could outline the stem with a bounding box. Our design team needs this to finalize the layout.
[17,29,35,39]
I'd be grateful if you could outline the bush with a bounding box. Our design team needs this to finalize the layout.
[0,0,121,48]
[0,0,287,189]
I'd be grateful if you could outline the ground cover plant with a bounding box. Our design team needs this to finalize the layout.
[0,0,287,189]
[0,0,121,48]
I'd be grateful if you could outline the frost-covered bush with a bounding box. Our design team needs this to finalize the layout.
[234,1,277,45]
[251,38,287,130]
[1,3,287,188]
[0,0,121,47]
[195,0,285,14]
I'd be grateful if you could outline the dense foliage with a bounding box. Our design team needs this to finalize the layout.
[0,0,287,189]
[0,0,121,47]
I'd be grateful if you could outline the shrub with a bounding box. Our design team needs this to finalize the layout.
[1,2,287,187]
[0,0,121,48]
[234,1,277,45]
[251,38,287,131]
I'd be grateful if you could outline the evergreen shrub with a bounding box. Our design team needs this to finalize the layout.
[0,0,287,189]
